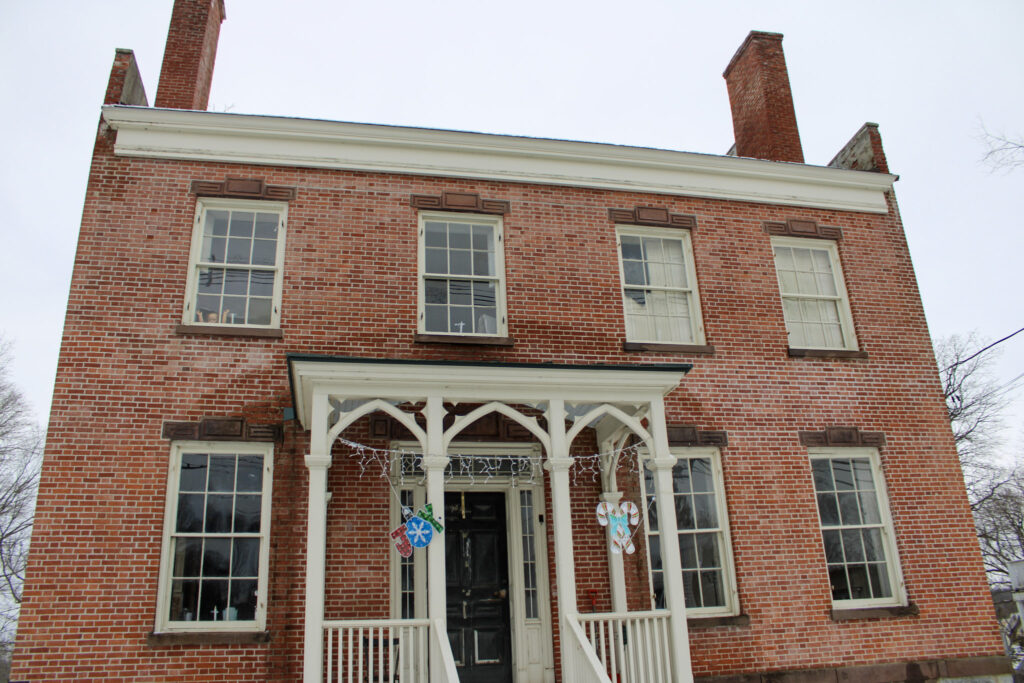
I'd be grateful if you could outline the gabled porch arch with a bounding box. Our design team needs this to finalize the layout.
[288,355,694,683]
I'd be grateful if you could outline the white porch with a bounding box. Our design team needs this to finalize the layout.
[288,356,694,683]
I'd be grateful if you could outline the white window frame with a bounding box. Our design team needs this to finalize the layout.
[417,211,507,337]
[641,447,738,617]
[770,236,858,351]
[615,225,706,345]
[182,198,288,328]
[155,441,274,633]
[809,447,906,609]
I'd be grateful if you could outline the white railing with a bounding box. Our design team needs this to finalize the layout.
[430,617,460,682]
[323,618,429,683]
[562,616,614,683]
[577,610,673,683]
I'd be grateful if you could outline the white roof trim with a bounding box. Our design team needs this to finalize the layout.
[288,358,687,430]
[102,106,896,214]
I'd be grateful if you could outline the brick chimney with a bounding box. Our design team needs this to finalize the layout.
[155,0,226,110]
[723,31,804,164]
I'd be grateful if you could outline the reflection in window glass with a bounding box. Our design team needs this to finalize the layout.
[811,456,893,602]
[192,204,282,326]
[520,490,539,619]
[773,242,851,349]
[422,218,502,335]
[169,452,264,623]
[618,230,701,344]
[645,455,730,611]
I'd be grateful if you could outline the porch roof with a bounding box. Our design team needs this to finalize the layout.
[286,354,692,431]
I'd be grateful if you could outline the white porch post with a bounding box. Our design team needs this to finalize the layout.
[599,490,628,613]
[647,397,694,683]
[303,451,331,683]
[544,399,580,681]
[423,394,450,681]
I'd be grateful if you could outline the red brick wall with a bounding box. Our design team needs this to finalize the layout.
[12,120,1003,680]
[154,0,224,110]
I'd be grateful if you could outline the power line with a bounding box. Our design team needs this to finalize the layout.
[944,326,1024,372]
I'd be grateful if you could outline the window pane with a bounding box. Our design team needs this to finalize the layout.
[251,239,276,266]
[675,495,694,530]
[424,305,447,332]
[203,538,231,577]
[206,210,230,237]
[230,579,258,620]
[229,212,254,237]
[696,533,719,568]
[250,270,274,297]
[690,459,713,492]
[450,307,473,334]
[859,491,881,524]
[450,250,472,275]
[450,280,472,305]
[473,281,496,307]
[841,529,865,562]
[209,456,236,492]
[425,247,447,274]
[425,279,447,304]
[649,535,662,571]
[203,236,226,263]
[822,530,843,563]
[197,267,224,295]
[683,570,699,607]
[226,237,252,264]
[205,494,233,533]
[232,538,260,577]
[424,222,447,247]
[248,299,272,326]
[180,453,208,491]
[811,459,833,491]
[234,494,262,533]
[832,460,854,490]
[170,579,199,621]
[622,261,646,286]
[620,236,642,260]
[693,494,718,528]
[867,563,892,598]
[237,456,263,492]
[199,579,229,621]
[472,225,493,251]
[678,534,697,569]
[829,566,850,600]
[253,213,278,239]
[838,492,861,525]
[172,537,203,577]
[177,494,204,533]
[449,223,471,249]
[847,565,871,600]
[223,269,249,296]
[817,493,840,526]
[700,570,724,607]
[863,528,884,562]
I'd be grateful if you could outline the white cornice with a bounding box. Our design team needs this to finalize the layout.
[102,106,896,214]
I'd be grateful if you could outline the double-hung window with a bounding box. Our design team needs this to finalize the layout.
[771,237,857,350]
[183,198,287,328]
[418,212,506,336]
[643,448,737,615]
[810,448,904,607]
[156,442,273,632]
[616,226,705,345]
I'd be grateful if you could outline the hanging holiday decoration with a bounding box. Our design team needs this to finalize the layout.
[390,503,445,555]
[596,501,641,554]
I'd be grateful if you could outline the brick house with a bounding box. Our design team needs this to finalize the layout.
[11,1,1011,681]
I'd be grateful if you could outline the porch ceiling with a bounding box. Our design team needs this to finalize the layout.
[286,355,691,431]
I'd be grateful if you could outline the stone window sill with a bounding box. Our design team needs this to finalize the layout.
[788,347,868,359]
[830,602,918,621]
[687,613,749,629]
[175,324,283,339]
[623,342,715,355]
[147,630,271,647]
[414,333,514,346]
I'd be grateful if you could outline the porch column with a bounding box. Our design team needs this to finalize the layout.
[647,397,694,683]
[423,395,450,681]
[303,452,332,683]
[599,490,628,613]
[544,399,579,680]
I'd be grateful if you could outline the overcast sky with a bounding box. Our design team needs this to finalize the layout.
[1,1,1021,451]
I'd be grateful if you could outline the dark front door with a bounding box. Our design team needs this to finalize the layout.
[445,491,513,683]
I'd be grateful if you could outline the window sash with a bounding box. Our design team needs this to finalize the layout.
[642,448,737,616]
[771,237,856,350]
[617,227,704,345]
[418,212,506,336]
[183,199,287,328]
[156,442,273,632]
[809,449,904,608]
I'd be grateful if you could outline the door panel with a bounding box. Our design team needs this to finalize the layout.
[445,491,513,683]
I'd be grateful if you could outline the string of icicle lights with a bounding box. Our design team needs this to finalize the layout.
[338,438,645,486]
